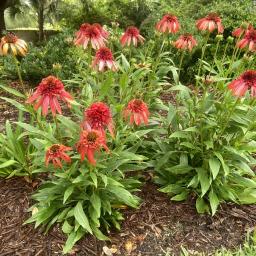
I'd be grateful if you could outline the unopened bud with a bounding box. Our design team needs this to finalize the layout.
[227,36,234,43]
[215,34,223,41]
[241,22,249,30]
[52,63,62,71]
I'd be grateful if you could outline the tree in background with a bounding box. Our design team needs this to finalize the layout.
[1,0,59,41]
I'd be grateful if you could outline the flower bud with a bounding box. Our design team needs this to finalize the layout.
[215,34,223,41]
[227,36,234,43]
[241,22,249,30]
[52,63,62,71]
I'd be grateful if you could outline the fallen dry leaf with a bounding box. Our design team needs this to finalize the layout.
[124,240,136,255]
[103,246,113,256]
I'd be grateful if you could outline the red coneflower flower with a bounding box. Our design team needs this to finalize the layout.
[26,75,73,116]
[173,34,197,51]
[237,29,256,52]
[196,13,224,34]
[74,23,106,49]
[82,102,114,137]
[0,32,28,57]
[120,26,145,47]
[92,47,118,72]
[232,23,253,38]
[45,144,72,168]
[76,129,109,165]
[156,14,180,34]
[124,99,150,126]
[228,70,256,97]
[93,23,109,39]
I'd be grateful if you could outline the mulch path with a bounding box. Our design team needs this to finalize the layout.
[1,177,256,256]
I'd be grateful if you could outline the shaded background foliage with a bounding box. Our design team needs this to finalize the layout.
[1,0,256,82]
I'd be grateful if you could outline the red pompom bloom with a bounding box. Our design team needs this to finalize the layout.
[232,23,253,38]
[92,47,118,72]
[196,13,224,34]
[93,23,109,39]
[124,99,150,126]
[45,144,72,168]
[228,70,256,97]
[82,102,114,137]
[173,34,197,51]
[74,23,106,49]
[120,26,145,47]
[76,129,109,165]
[26,75,73,116]
[236,29,256,52]
[156,14,180,34]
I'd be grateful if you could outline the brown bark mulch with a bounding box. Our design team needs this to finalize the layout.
[1,178,256,256]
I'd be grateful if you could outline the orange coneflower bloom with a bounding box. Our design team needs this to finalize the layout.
[237,29,256,52]
[76,129,109,165]
[74,23,107,49]
[228,70,256,97]
[93,23,109,39]
[0,32,28,57]
[156,14,180,34]
[82,102,114,137]
[173,34,197,51]
[92,47,118,72]
[120,26,145,47]
[124,99,150,126]
[26,76,73,116]
[232,23,253,38]
[45,144,72,168]
[196,13,224,34]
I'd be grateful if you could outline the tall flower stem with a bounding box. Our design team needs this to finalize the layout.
[217,97,240,141]
[178,50,185,82]
[196,32,210,87]
[221,41,229,63]
[214,39,221,61]
[54,116,60,140]
[13,55,26,94]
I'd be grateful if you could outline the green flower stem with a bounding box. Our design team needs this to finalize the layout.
[13,55,26,94]
[196,32,210,87]
[214,40,221,61]
[54,115,60,140]
[217,97,240,141]
[178,50,185,81]
[226,45,241,77]
[221,41,229,63]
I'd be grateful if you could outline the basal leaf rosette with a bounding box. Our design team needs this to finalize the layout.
[151,74,256,215]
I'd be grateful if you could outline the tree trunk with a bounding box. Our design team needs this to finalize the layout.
[38,2,44,42]
[0,0,8,36]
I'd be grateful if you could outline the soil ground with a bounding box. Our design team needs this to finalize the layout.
[1,81,256,256]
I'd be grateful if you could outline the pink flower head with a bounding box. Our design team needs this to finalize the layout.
[93,23,109,39]
[76,129,109,165]
[173,34,197,51]
[228,70,256,97]
[120,26,145,47]
[124,99,150,126]
[156,14,180,34]
[82,102,114,137]
[92,47,118,72]
[237,29,256,52]
[74,23,106,49]
[45,144,72,168]
[232,23,253,38]
[196,13,224,34]
[26,76,73,116]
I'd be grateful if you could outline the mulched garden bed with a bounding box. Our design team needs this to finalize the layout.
[1,81,256,255]
[1,177,256,256]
